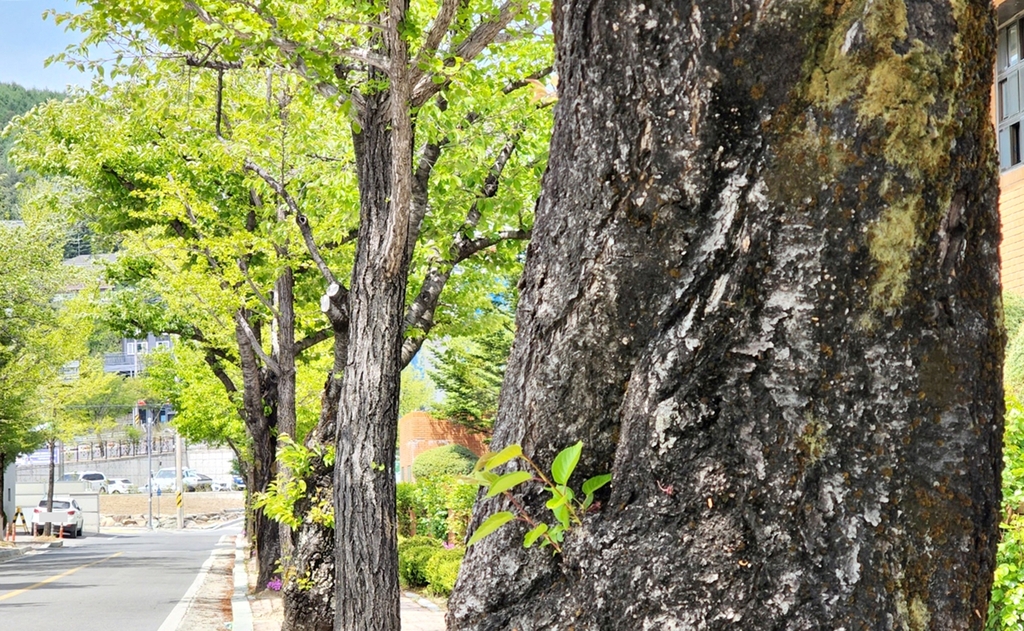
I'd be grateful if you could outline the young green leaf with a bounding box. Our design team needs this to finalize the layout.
[547,524,565,543]
[468,511,516,545]
[551,503,571,530]
[486,471,533,497]
[471,470,499,486]
[523,523,548,548]
[582,473,612,509]
[545,485,573,509]
[582,473,612,496]
[551,441,583,485]
[484,444,523,471]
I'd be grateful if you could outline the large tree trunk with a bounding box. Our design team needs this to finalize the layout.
[332,88,406,631]
[450,0,1003,629]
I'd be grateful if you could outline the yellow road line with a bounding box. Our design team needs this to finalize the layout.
[0,551,124,602]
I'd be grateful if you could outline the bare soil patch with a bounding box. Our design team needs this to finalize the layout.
[100,491,244,516]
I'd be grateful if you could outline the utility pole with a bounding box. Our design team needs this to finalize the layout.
[175,431,183,529]
[141,400,153,530]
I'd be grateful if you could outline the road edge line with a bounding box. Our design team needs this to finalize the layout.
[232,533,254,631]
[156,542,221,631]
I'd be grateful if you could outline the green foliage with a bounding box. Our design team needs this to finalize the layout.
[254,436,336,530]
[0,218,66,461]
[1006,292,1024,398]
[398,537,443,588]
[0,82,64,221]
[413,444,478,480]
[400,367,436,419]
[144,345,245,450]
[396,482,420,536]
[423,547,465,597]
[990,397,1024,629]
[429,320,513,434]
[469,441,611,553]
[397,476,477,542]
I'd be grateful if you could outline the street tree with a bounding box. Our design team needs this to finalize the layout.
[450,0,1003,629]
[11,6,551,619]
[0,211,67,530]
[429,310,514,435]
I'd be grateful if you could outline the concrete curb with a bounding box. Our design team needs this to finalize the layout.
[232,534,254,631]
[0,546,24,563]
[403,591,443,613]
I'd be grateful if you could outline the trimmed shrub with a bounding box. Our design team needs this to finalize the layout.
[424,547,466,597]
[396,482,423,536]
[412,444,478,480]
[398,537,443,587]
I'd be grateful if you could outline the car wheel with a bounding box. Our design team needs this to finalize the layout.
[112,490,121,494]
[77,526,83,537]
[99,487,107,494]
[67,526,76,539]
[34,525,43,536]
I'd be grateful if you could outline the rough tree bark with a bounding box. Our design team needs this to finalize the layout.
[236,315,281,589]
[332,85,406,631]
[282,314,348,631]
[450,0,1003,629]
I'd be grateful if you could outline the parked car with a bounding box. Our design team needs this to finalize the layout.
[79,471,110,493]
[32,497,85,538]
[59,471,110,493]
[149,468,213,492]
[106,478,136,494]
[211,475,245,491]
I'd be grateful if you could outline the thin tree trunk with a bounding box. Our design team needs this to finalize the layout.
[236,313,281,588]
[45,439,55,536]
[450,0,1003,628]
[276,265,298,564]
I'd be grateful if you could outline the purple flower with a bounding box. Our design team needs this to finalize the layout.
[267,577,283,591]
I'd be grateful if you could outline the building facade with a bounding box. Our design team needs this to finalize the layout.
[397,411,488,482]
[998,0,1024,293]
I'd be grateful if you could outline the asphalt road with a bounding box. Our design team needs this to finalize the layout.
[0,526,237,630]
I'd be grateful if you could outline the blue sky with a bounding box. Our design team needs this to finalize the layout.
[0,0,91,91]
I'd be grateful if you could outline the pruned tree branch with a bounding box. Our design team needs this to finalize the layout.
[244,159,341,288]
[235,310,281,375]
[296,327,334,355]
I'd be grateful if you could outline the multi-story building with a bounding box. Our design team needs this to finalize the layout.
[997,0,1024,293]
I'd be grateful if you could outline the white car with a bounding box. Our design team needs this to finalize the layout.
[106,478,136,494]
[148,468,213,493]
[32,497,85,538]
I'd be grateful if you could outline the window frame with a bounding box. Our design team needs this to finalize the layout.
[998,14,1024,172]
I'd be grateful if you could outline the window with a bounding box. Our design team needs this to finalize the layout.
[999,17,1024,171]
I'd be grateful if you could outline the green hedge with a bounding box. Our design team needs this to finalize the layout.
[398,537,443,587]
[412,444,478,479]
[424,547,465,597]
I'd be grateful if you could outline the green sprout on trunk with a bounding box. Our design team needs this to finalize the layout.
[468,441,611,554]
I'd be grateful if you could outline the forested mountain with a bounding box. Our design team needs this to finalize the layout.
[0,82,64,221]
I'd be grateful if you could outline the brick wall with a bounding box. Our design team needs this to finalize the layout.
[397,411,487,482]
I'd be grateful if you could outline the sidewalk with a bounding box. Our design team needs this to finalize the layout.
[233,536,446,631]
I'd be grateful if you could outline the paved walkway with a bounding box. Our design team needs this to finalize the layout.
[235,535,445,631]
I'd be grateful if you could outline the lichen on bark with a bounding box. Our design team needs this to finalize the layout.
[450,0,1002,628]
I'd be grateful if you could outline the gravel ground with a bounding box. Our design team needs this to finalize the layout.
[100,491,245,516]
